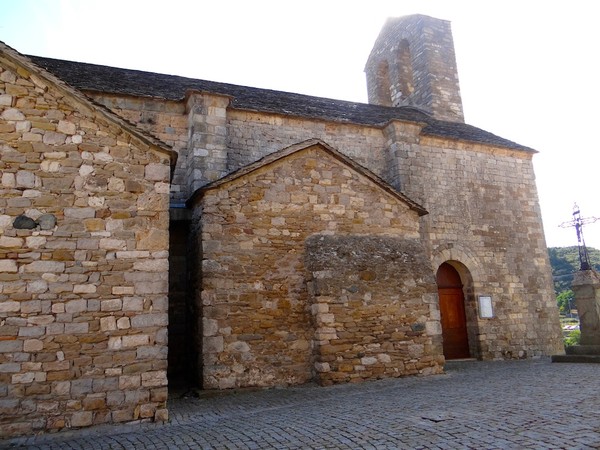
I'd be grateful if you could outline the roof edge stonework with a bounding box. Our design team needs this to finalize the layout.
[186,139,428,216]
[0,42,178,169]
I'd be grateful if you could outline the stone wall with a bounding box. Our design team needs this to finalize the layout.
[87,94,389,203]
[81,51,562,367]
[87,84,563,363]
[305,235,443,385]
[86,94,188,203]
[193,142,441,389]
[365,15,464,122]
[404,136,564,358]
[0,51,172,437]
[226,110,386,177]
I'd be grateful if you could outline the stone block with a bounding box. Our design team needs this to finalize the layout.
[132,259,168,272]
[73,284,97,294]
[1,108,25,120]
[106,337,121,350]
[154,408,169,423]
[0,421,31,437]
[122,335,149,347]
[119,375,141,389]
[99,238,127,250]
[122,297,144,311]
[57,120,76,135]
[21,299,43,313]
[137,345,167,360]
[116,317,130,329]
[203,318,219,336]
[0,94,13,106]
[150,387,168,403]
[24,260,65,273]
[106,390,124,406]
[37,401,59,413]
[82,396,106,410]
[141,370,167,387]
[71,378,93,397]
[112,286,135,295]
[0,363,21,373]
[64,207,96,219]
[65,299,88,314]
[0,399,20,416]
[70,411,93,427]
[44,360,69,372]
[145,163,170,181]
[136,228,168,251]
[64,323,89,334]
[112,409,134,423]
[101,298,122,312]
[0,339,23,353]
[0,301,20,313]
[1,172,16,188]
[42,131,67,145]
[314,362,331,373]
[0,259,18,272]
[204,336,224,353]
[134,281,167,295]
[12,372,35,383]
[130,313,167,328]
[0,236,24,248]
[23,339,43,352]
[139,403,155,418]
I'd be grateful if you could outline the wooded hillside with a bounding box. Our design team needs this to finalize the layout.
[548,246,600,293]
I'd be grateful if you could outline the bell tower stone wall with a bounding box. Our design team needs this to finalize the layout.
[365,15,464,123]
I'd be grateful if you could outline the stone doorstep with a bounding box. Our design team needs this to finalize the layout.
[551,354,600,363]
[443,358,477,365]
[442,358,478,372]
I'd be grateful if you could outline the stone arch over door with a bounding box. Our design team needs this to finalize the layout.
[436,260,480,359]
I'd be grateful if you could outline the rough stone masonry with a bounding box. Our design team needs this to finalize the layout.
[0,44,175,437]
[0,13,565,437]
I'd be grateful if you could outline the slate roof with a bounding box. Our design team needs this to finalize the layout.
[28,55,535,153]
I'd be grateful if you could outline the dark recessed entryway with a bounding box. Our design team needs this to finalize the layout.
[167,218,197,388]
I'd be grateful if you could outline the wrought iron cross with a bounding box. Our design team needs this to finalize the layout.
[559,204,599,270]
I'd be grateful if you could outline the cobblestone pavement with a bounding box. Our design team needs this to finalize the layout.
[2,359,600,449]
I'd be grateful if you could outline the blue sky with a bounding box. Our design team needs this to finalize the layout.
[2,0,599,249]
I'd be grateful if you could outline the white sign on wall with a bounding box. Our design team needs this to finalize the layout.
[478,295,494,318]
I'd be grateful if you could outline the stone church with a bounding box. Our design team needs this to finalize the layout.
[0,14,563,436]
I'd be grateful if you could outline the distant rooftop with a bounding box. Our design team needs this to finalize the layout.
[29,55,534,153]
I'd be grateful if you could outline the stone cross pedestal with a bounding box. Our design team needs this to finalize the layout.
[553,270,600,362]
[572,271,600,348]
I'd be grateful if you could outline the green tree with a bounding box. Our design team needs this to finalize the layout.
[556,289,574,314]
[548,246,600,294]
[565,329,581,347]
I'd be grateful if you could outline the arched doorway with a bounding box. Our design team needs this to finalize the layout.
[436,262,470,359]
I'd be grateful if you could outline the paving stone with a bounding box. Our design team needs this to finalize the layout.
[2,359,599,449]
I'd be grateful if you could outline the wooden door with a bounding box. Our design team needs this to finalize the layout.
[437,263,470,359]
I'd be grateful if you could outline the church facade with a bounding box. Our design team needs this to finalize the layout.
[0,15,563,436]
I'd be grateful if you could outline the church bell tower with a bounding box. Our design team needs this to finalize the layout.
[365,15,464,123]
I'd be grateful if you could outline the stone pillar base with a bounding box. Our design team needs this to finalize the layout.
[552,270,600,364]
[565,344,600,355]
